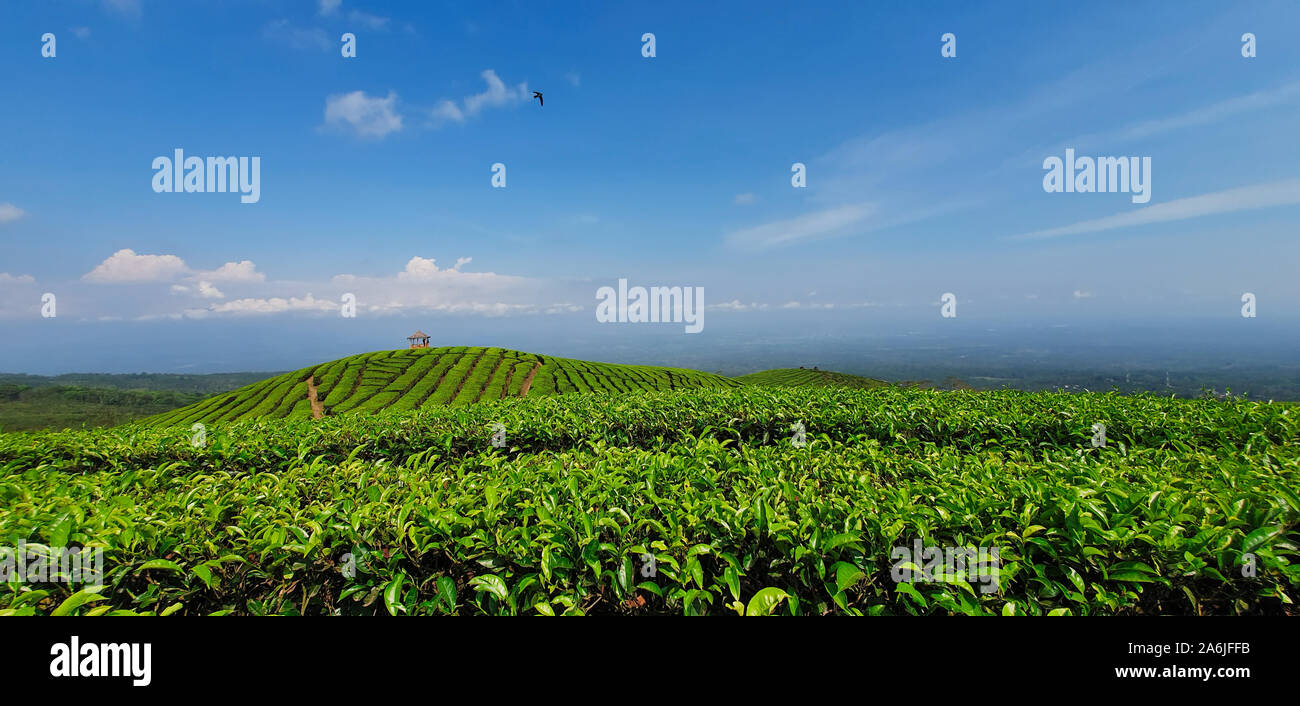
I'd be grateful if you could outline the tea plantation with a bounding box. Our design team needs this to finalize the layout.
[142,346,741,427]
[1,354,1296,616]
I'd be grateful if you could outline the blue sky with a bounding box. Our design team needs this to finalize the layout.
[1,0,1298,373]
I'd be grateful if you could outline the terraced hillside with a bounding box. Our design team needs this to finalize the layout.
[735,368,888,389]
[143,346,742,427]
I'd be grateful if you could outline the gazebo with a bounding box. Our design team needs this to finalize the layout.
[406,330,430,349]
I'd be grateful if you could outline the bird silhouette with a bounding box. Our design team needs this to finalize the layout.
[532,91,543,107]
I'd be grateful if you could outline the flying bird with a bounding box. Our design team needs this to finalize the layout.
[532,91,543,107]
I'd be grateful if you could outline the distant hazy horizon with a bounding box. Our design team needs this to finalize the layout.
[5,315,1297,401]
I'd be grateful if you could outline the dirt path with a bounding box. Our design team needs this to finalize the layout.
[499,363,516,400]
[305,375,324,419]
[517,360,542,397]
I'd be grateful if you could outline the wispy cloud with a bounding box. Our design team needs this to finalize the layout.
[1003,79,1300,171]
[1008,179,1300,241]
[348,10,390,30]
[323,90,403,138]
[318,0,341,16]
[780,300,835,310]
[1111,80,1300,143]
[100,0,141,19]
[431,70,530,125]
[725,203,876,250]
[707,299,768,312]
[0,203,25,224]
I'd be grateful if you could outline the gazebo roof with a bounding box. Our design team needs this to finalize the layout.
[407,330,429,339]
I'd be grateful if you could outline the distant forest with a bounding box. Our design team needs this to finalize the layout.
[0,371,280,395]
[0,372,280,432]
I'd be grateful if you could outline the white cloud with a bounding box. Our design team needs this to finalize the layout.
[0,203,25,224]
[84,251,266,288]
[262,20,331,51]
[318,0,341,15]
[725,203,876,250]
[565,72,581,87]
[324,90,403,138]
[431,70,529,125]
[197,281,225,299]
[70,27,91,39]
[0,273,36,285]
[1073,290,1094,299]
[431,102,464,123]
[734,193,756,205]
[707,299,767,312]
[56,250,571,321]
[326,255,558,316]
[780,300,834,310]
[1009,179,1300,241]
[394,256,478,281]
[83,249,188,283]
[209,294,335,315]
[349,10,389,30]
[199,260,265,282]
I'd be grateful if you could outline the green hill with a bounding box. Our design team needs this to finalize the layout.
[734,367,888,389]
[142,346,743,427]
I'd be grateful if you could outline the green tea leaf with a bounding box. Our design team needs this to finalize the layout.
[745,587,791,616]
